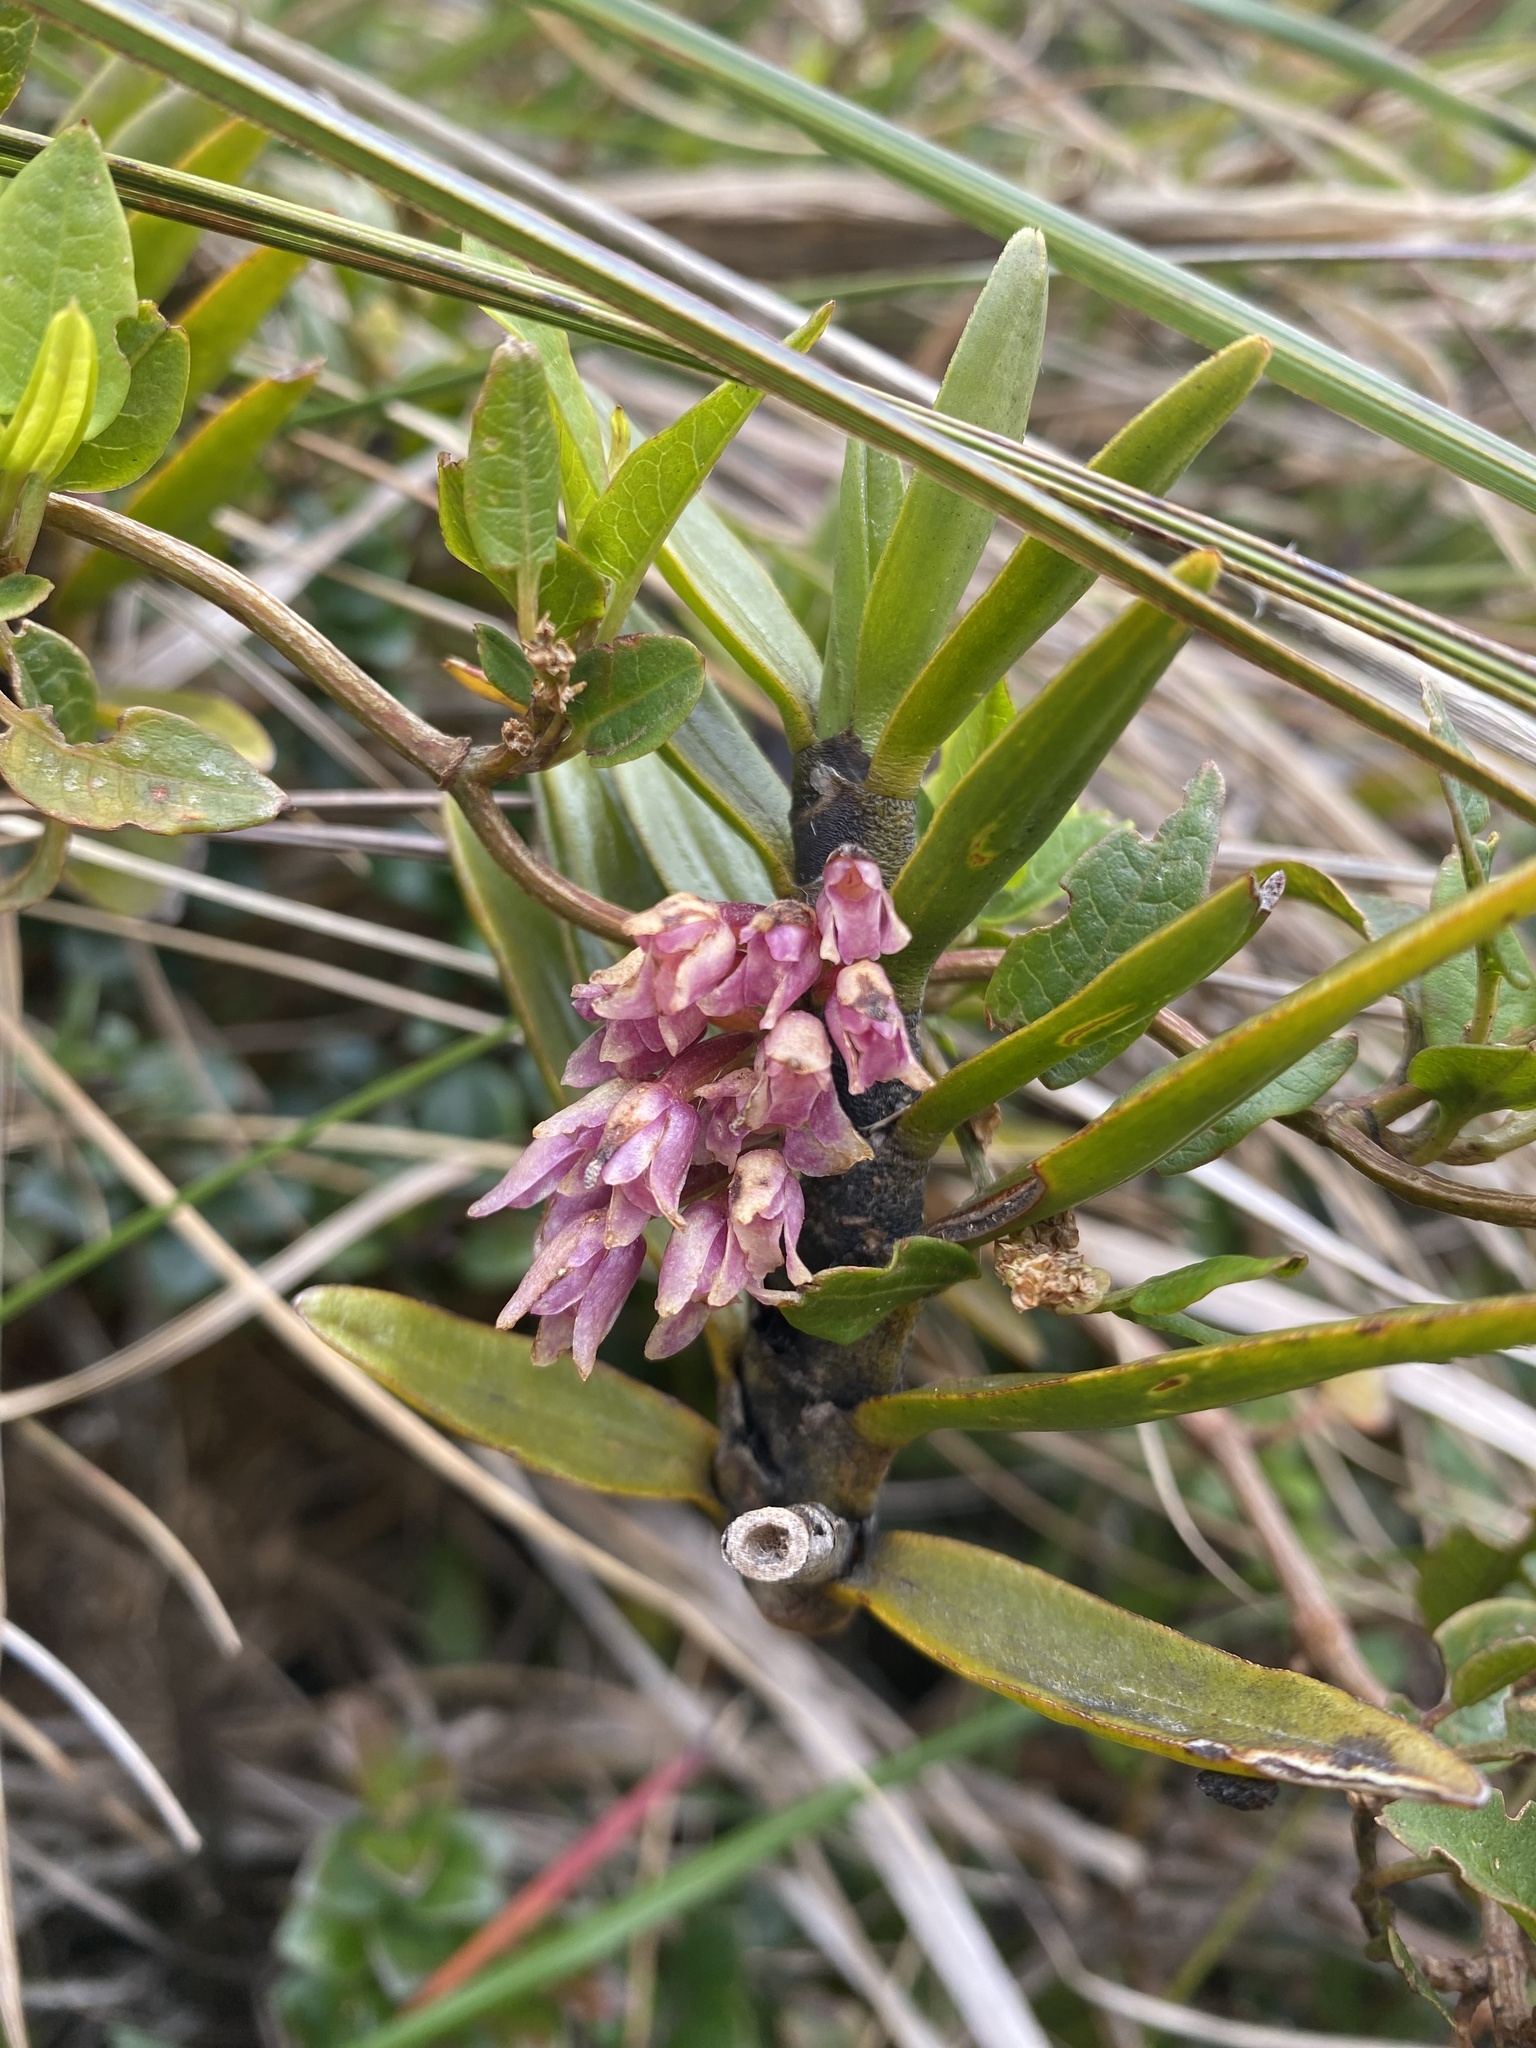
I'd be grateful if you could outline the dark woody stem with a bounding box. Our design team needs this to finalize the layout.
[714,733,929,1634]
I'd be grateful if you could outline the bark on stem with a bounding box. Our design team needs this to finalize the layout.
[715,734,926,1633]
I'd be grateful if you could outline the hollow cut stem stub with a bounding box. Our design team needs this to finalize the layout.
[721,1504,857,1588]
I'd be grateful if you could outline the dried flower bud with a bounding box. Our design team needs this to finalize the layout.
[823,961,929,1095]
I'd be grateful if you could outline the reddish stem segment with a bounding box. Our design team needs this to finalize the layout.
[403,1740,711,2010]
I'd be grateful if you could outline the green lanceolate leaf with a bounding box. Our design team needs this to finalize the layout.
[1383,1795,1536,1932]
[867,337,1270,795]
[56,303,187,491]
[1419,1524,1536,1632]
[179,246,307,404]
[577,304,830,636]
[661,681,794,896]
[443,802,585,1102]
[853,1292,1536,1446]
[839,1530,1485,1802]
[780,1238,979,1344]
[0,3,35,117]
[473,620,534,704]
[1100,1252,1306,1319]
[940,853,1536,1241]
[659,495,818,747]
[129,116,267,303]
[819,439,902,739]
[9,623,99,743]
[1156,1036,1358,1172]
[891,551,1222,1004]
[538,754,663,916]
[464,337,561,626]
[853,231,1047,746]
[1410,1044,1536,1121]
[0,574,51,623]
[95,687,274,769]
[568,633,704,764]
[0,125,136,441]
[295,1286,720,1511]
[903,872,1278,1153]
[1436,1600,1536,1710]
[989,764,1227,1086]
[612,752,773,902]
[483,296,609,525]
[0,701,283,832]
[55,363,320,618]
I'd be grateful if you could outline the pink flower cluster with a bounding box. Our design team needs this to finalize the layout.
[472,849,929,1373]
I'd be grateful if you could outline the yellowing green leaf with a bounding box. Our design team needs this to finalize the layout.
[842,1531,1485,1802]
[129,117,267,304]
[296,1285,720,1511]
[1383,1793,1536,1930]
[95,687,274,770]
[855,1292,1536,1446]
[0,126,135,440]
[781,1238,980,1344]
[0,701,283,833]
[179,246,307,404]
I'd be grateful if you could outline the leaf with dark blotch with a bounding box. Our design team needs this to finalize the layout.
[0,703,284,834]
[10,624,99,744]
[1436,1599,1536,1710]
[569,635,705,764]
[891,551,1221,1005]
[296,1285,720,1511]
[781,1239,980,1344]
[0,574,51,624]
[1419,1523,1536,1631]
[840,1531,1485,1802]
[1384,1794,1536,1930]
[854,1292,1536,1446]
[444,803,585,1102]
[56,305,188,492]
[1156,1037,1358,1174]
[1100,1252,1306,1318]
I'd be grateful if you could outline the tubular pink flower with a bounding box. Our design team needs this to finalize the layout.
[730,1149,812,1295]
[498,1205,644,1376]
[563,1017,670,1087]
[468,1079,630,1216]
[593,1081,698,1228]
[816,848,911,965]
[823,962,930,1095]
[624,893,750,1014]
[645,1190,742,1358]
[702,900,820,1028]
[744,1014,871,1177]
[694,1066,755,1168]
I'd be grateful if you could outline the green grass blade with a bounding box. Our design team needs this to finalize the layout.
[341,1700,1035,2048]
[854,1294,1536,1445]
[1171,0,1536,156]
[19,5,1536,830]
[528,0,1536,520]
[0,1024,513,1328]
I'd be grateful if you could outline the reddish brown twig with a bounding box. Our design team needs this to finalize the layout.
[404,1739,711,2010]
